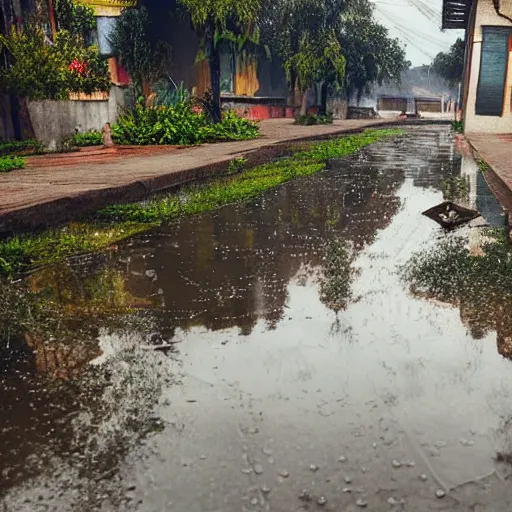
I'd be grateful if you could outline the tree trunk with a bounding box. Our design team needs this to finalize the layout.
[287,70,297,107]
[319,83,328,116]
[300,88,309,116]
[207,29,222,124]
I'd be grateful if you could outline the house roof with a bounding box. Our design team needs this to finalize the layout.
[442,0,473,29]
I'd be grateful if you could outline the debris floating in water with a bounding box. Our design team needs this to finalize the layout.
[422,201,480,229]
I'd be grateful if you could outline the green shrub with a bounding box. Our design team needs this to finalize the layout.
[69,130,103,147]
[112,101,207,145]
[295,113,333,126]
[0,24,110,100]
[111,101,259,145]
[204,110,259,141]
[0,155,25,172]
[0,139,43,156]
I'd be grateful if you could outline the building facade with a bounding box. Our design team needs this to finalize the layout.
[444,0,512,133]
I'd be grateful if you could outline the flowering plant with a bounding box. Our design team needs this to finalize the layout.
[68,59,87,74]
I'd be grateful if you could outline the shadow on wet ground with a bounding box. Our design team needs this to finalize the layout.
[3,126,512,511]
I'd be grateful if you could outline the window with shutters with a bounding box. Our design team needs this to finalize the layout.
[475,27,512,116]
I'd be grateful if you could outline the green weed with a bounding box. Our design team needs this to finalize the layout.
[477,158,490,174]
[451,120,464,133]
[0,223,148,275]
[0,155,25,172]
[227,157,248,175]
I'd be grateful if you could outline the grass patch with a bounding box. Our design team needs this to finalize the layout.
[0,128,403,277]
[0,155,25,172]
[0,222,149,275]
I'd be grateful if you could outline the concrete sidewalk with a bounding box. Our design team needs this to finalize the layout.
[466,133,512,216]
[0,118,396,232]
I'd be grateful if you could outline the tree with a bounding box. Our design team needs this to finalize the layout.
[262,0,346,115]
[339,0,408,103]
[432,38,464,87]
[178,0,261,123]
[110,7,171,99]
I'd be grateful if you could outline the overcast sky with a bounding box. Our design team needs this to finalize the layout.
[371,0,464,66]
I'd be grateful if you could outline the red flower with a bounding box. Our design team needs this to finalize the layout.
[68,59,87,75]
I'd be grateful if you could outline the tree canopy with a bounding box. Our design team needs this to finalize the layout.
[432,38,464,87]
[110,7,172,98]
[260,0,407,108]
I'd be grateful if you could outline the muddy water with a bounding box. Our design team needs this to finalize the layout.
[3,126,512,511]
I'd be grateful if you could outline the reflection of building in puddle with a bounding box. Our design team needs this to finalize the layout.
[24,333,102,381]
[460,154,505,256]
[8,264,159,381]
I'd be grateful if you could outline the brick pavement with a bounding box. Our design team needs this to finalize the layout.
[0,118,398,232]
[466,133,512,216]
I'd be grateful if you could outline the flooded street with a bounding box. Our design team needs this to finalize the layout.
[3,125,512,511]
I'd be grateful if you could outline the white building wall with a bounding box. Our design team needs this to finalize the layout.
[465,0,512,133]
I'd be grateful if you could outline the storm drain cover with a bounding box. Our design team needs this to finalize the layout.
[423,201,481,230]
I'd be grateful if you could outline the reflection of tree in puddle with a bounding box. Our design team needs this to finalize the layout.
[402,235,512,359]
[320,236,353,313]
[118,160,405,337]
[0,260,175,506]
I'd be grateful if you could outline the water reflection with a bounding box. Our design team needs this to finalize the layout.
[0,262,174,503]
[403,235,512,361]
[3,126,492,508]
[118,146,407,336]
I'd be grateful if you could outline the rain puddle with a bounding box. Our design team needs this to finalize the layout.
[2,125,512,511]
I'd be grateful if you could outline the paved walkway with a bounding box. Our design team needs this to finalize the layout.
[466,133,512,215]
[0,118,396,232]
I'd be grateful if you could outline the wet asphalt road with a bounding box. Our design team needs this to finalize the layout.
[3,126,512,511]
